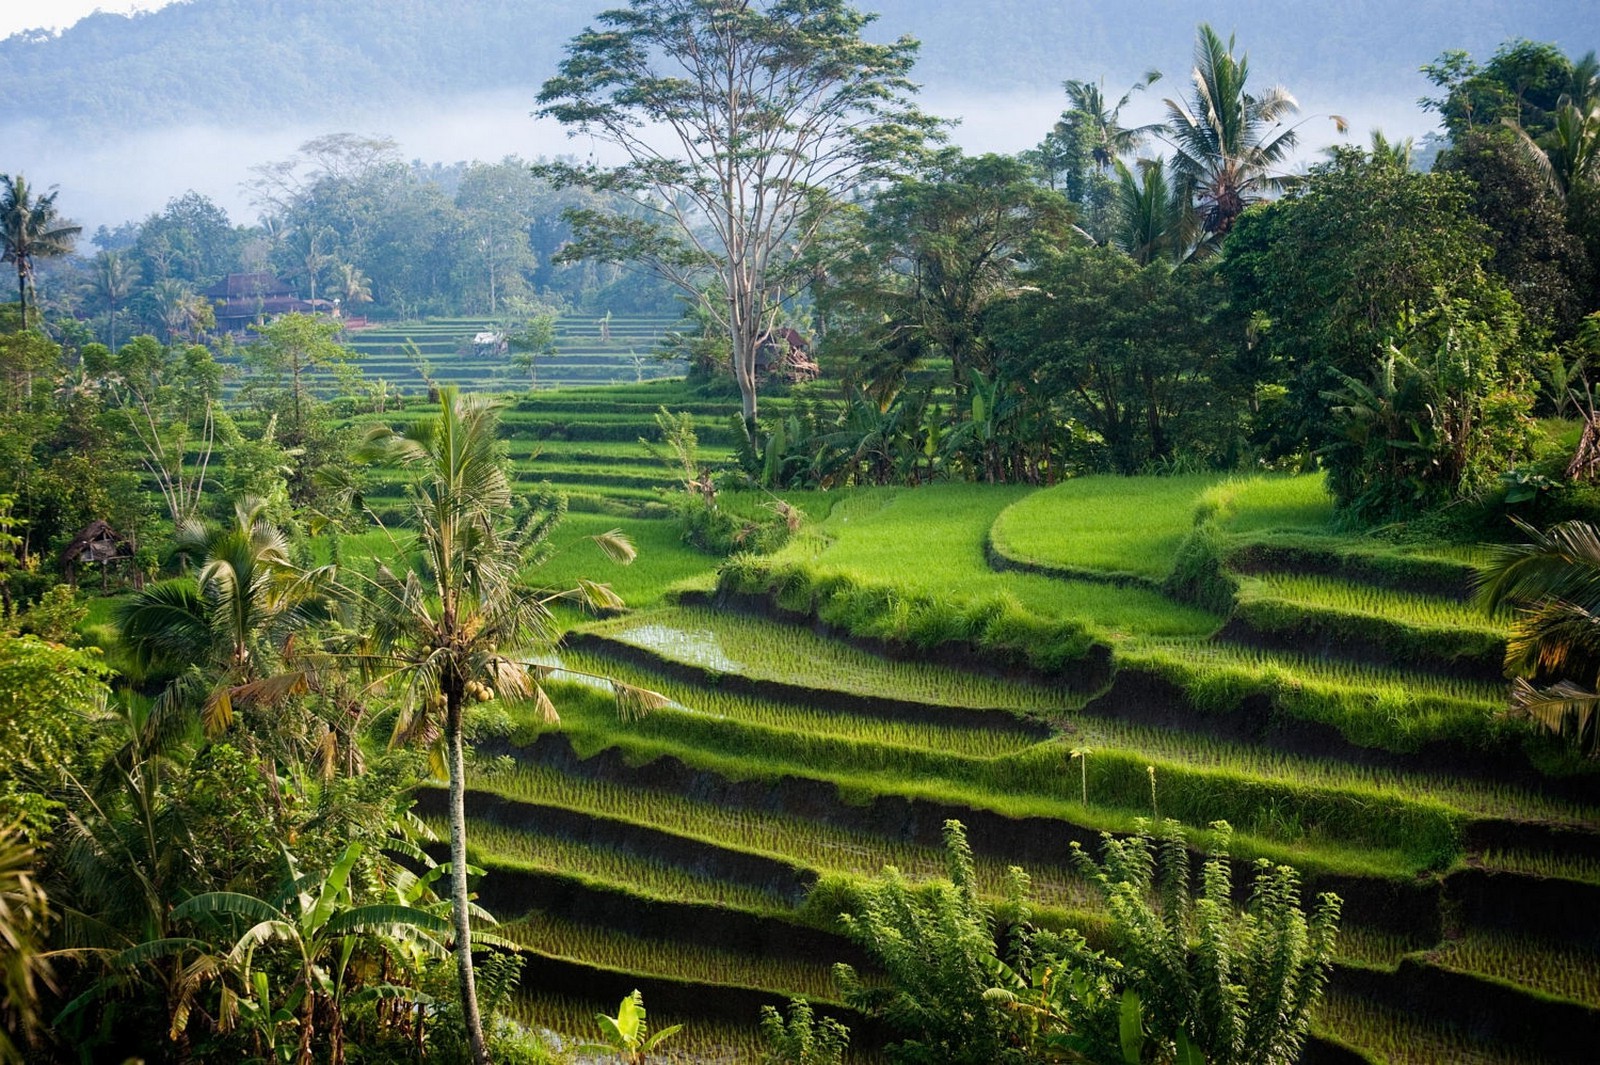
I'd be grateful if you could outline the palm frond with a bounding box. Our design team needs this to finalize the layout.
[612,681,671,721]
[589,528,638,565]
[1510,678,1600,756]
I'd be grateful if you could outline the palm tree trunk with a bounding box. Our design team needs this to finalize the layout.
[446,696,491,1065]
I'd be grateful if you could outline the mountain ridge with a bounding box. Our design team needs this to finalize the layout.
[5,0,1598,137]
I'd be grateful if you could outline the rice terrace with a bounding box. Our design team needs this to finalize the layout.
[3,1,1600,1063]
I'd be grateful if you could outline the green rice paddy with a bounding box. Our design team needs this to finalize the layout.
[588,605,1077,712]
[318,368,1597,1063]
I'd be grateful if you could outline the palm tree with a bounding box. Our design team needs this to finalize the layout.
[1162,25,1312,238]
[334,261,373,313]
[1367,129,1416,170]
[353,388,645,1065]
[146,278,211,343]
[1062,71,1165,170]
[1111,158,1191,265]
[1476,518,1600,756]
[1506,100,1600,201]
[0,174,82,329]
[86,250,135,352]
[116,497,333,740]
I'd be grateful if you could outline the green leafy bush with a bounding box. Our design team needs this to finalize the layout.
[835,821,1034,1064]
[1053,820,1342,1065]
[759,998,850,1065]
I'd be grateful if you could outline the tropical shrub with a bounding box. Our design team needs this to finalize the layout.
[759,997,850,1065]
[845,820,1340,1065]
[835,821,1035,1064]
[1321,298,1538,524]
[1053,820,1342,1065]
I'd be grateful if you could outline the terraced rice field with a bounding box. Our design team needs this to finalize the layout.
[341,313,691,390]
[351,377,1598,1062]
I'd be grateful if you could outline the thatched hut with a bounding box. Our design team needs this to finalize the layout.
[61,521,139,590]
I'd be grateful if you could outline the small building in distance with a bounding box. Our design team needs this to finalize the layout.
[205,273,329,334]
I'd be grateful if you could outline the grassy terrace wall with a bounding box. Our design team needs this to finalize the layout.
[325,377,1600,1062]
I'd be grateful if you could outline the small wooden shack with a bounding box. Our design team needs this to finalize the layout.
[61,521,140,590]
[754,326,820,383]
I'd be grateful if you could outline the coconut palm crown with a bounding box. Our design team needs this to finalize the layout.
[116,496,334,742]
[0,174,82,328]
[1162,24,1305,240]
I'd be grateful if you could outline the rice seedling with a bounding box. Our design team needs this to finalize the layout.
[463,765,1099,910]
[499,912,848,999]
[1314,991,1559,1065]
[588,606,1079,712]
[1203,472,1336,534]
[423,816,790,912]
[1067,714,1596,826]
[1120,640,1514,754]
[1129,638,1507,705]
[520,684,1450,878]
[552,645,1043,758]
[1332,926,1433,968]
[1423,930,1600,1006]
[530,513,720,611]
[1473,849,1600,885]
[989,473,1223,582]
[1245,573,1509,634]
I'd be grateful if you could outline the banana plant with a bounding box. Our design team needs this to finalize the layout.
[116,841,449,1065]
[578,989,684,1063]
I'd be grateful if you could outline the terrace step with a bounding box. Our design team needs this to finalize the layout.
[1216,599,1506,683]
[1444,865,1600,947]
[564,629,1057,740]
[416,786,817,907]
[486,730,1444,938]
[1330,957,1600,1063]
[513,468,669,490]
[1225,538,1479,601]
[423,841,866,972]
[1076,666,1593,801]
[685,587,1116,696]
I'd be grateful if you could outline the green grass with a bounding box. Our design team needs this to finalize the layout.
[1244,573,1507,635]
[466,762,1096,909]
[1120,640,1512,754]
[1067,711,1590,826]
[517,683,1459,876]
[1206,473,1336,534]
[989,473,1223,582]
[536,514,720,612]
[1473,848,1600,884]
[430,817,790,912]
[1314,991,1560,1065]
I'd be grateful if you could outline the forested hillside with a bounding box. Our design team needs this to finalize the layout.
[3,0,1596,134]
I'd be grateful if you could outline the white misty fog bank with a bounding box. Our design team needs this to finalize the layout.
[2,89,572,233]
[6,82,1438,236]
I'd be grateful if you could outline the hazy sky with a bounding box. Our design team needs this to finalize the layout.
[0,0,176,37]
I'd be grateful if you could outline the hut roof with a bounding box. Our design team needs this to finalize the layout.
[61,520,134,565]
